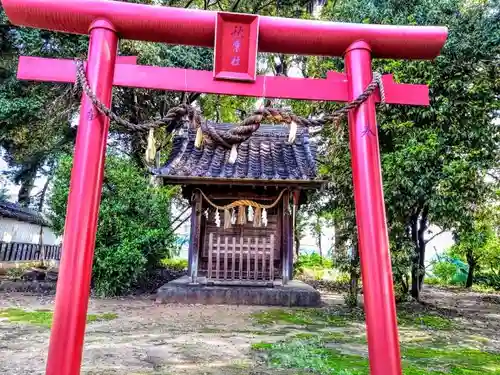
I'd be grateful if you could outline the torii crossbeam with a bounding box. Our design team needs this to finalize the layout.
[2,1,447,375]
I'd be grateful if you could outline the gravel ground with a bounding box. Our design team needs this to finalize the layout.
[0,293,272,375]
[1,287,499,375]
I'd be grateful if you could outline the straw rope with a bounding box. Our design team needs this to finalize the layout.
[195,188,287,210]
[74,59,386,148]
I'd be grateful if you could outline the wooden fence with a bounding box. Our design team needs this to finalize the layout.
[206,233,275,282]
[0,241,61,262]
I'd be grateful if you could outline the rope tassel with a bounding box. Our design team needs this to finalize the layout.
[224,209,232,229]
[253,207,262,227]
[237,206,246,225]
[194,127,203,148]
[228,144,238,164]
[288,121,297,144]
[248,206,254,222]
[214,210,221,228]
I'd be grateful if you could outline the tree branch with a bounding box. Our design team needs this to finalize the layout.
[424,229,446,245]
[170,206,191,226]
[165,215,191,238]
[254,0,275,13]
[486,172,499,182]
[230,0,242,12]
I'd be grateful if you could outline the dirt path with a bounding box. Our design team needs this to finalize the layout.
[1,287,499,375]
[0,293,274,375]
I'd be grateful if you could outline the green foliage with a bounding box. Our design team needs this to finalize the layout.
[5,267,25,280]
[49,153,177,296]
[253,335,500,375]
[254,338,369,375]
[295,253,333,271]
[398,312,454,331]
[251,308,358,327]
[475,272,500,291]
[0,308,117,327]
[432,261,460,285]
[160,258,188,271]
[313,0,500,300]
[0,0,319,205]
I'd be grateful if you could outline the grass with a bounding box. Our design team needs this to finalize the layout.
[251,308,362,327]
[0,308,118,327]
[397,311,454,330]
[252,307,453,331]
[424,278,499,294]
[250,307,499,375]
[253,336,500,375]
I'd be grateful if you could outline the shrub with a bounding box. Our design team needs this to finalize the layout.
[161,258,188,271]
[294,253,333,276]
[475,272,500,291]
[432,261,458,285]
[49,154,178,297]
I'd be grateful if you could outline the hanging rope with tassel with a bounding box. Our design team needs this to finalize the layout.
[195,188,287,229]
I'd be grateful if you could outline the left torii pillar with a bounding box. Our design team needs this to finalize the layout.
[45,20,117,375]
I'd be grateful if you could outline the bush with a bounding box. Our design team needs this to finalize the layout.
[475,272,500,291]
[432,261,458,285]
[161,258,188,271]
[49,154,178,297]
[294,253,333,275]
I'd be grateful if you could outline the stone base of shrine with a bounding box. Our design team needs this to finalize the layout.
[155,276,321,307]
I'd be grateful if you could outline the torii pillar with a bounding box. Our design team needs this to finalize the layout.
[2,1,448,375]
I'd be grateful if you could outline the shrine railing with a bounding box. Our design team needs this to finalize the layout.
[206,233,275,283]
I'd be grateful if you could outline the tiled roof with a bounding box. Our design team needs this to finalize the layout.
[154,123,321,184]
[0,201,50,226]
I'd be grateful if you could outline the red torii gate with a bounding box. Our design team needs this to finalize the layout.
[2,1,448,374]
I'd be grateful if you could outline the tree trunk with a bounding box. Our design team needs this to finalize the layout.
[410,205,429,300]
[466,250,476,288]
[347,243,360,307]
[318,234,323,260]
[417,206,429,290]
[294,236,300,258]
[410,210,420,300]
[37,164,55,212]
[17,168,38,207]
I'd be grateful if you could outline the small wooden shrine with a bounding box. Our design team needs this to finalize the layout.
[155,122,324,286]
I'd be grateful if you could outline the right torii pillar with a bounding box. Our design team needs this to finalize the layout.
[345,41,401,374]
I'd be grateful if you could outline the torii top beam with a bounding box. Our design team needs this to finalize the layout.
[3,0,447,60]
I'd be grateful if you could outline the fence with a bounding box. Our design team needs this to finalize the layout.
[206,233,275,282]
[0,241,61,262]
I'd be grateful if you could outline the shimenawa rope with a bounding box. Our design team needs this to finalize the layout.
[195,188,287,229]
[74,60,386,148]
[195,188,287,210]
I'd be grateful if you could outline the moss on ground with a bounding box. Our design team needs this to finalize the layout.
[250,307,498,375]
[253,337,500,375]
[0,308,117,327]
[251,307,455,332]
[251,308,362,328]
[397,311,454,330]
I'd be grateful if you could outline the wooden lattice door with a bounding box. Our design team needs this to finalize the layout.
[205,233,275,282]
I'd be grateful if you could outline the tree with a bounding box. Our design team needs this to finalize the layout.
[313,0,500,300]
[1,0,323,205]
[49,153,178,296]
[450,203,500,288]
[311,216,324,260]
[294,210,309,258]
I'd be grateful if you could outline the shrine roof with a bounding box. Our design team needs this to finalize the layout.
[153,123,324,187]
[0,200,51,227]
